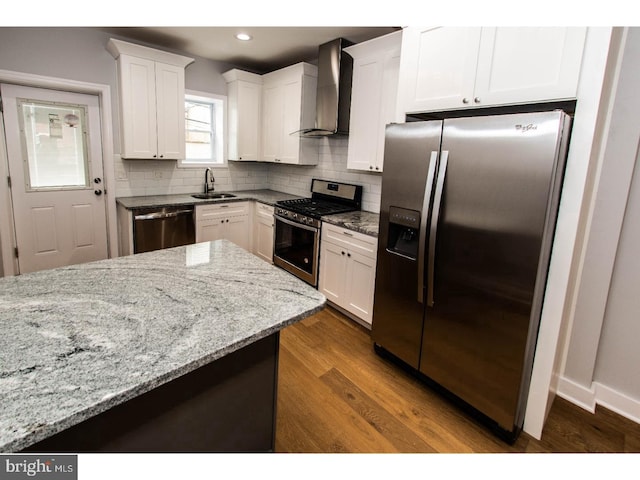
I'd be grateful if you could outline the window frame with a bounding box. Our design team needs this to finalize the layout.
[178,90,227,169]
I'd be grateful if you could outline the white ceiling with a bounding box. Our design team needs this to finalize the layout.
[98,27,400,73]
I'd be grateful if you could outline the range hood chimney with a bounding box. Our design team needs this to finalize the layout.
[300,38,354,137]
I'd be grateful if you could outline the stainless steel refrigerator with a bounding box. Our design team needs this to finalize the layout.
[371,110,572,442]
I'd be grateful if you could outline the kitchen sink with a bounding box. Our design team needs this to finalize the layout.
[191,193,237,199]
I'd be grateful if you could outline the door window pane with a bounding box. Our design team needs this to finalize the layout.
[18,99,90,189]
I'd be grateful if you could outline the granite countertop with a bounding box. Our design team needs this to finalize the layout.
[116,189,302,210]
[321,211,380,238]
[0,240,325,452]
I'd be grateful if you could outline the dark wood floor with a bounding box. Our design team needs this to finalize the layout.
[275,306,640,453]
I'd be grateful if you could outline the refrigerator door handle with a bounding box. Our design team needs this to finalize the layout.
[418,150,439,303]
[427,150,449,307]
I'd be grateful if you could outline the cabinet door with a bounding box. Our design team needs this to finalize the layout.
[280,78,303,164]
[118,55,158,159]
[255,214,274,263]
[262,83,283,162]
[344,250,377,326]
[319,241,347,305]
[197,218,225,243]
[347,55,385,172]
[226,215,250,251]
[155,62,186,160]
[377,49,402,172]
[397,27,481,114]
[236,81,262,160]
[474,27,587,106]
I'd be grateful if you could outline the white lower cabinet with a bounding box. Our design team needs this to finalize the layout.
[253,202,274,263]
[319,223,378,328]
[195,202,250,251]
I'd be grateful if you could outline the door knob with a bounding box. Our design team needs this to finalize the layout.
[94,189,103,196]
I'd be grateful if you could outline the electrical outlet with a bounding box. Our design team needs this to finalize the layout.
[154,170,163,179]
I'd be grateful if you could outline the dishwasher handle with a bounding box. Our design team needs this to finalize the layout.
[134,209,194,221]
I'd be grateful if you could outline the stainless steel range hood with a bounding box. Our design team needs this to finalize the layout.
[299,38,354,137]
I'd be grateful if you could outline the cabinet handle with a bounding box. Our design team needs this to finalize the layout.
[369,166,373,170]
[220,220,224,223]
[226,219,229,223]
[462,98,469,104]
[474,97,481,103]
[341,251,345,255]
[153,154,157,158]
[347,253,351,257]
[342,231,353,237]
[159,154,164,158]
[375,166,379,170]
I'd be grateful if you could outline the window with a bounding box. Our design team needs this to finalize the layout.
[179,91,226,168]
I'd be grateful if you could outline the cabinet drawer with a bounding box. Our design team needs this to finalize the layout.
[321,223,377,258]
[256,202,274,218]
[196,201,249,222]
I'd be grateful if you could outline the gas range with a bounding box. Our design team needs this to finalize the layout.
[275,179,363,228]
[275,199,358,228]
[273,179,363,287]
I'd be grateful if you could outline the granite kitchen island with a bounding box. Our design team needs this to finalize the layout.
[0,240,325,453]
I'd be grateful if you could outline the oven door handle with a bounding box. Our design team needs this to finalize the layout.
[275,214,319,232]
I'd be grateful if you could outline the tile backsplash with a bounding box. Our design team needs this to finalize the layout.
[114,137,382,213]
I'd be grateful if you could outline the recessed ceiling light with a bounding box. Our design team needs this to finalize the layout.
[235,33,252,41]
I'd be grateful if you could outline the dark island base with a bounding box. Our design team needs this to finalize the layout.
[23,333,280,453]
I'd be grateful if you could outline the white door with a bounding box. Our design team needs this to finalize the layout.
[261,83,282,162]
[318,241,347,305]
[1,84,108,274]
[474,27,587,106]
[344,250,377,325]
[398,27,482,113]
[280,78,302,164]
[226,215,250,250]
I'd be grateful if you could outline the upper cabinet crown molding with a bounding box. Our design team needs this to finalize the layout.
[107,38,194,68]
[261,62,318,83]
[222,69,263,84]
[344,30,402,59]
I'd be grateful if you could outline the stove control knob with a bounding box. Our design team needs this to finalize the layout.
[293,213,298,220]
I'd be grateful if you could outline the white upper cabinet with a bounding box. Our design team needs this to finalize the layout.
[474,27,587,106]
[107,38,194,160]
[397,27,587,114]
[345,31,402,173]
[261,63,318,165]
[223,69,262,161]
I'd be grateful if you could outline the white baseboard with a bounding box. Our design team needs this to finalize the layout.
[556,376,597,412]
[594,382,640,424]
[556,375,640,425]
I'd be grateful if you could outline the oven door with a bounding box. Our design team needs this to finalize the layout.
[273,214,319,287]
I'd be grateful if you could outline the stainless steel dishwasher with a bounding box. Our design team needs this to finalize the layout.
[132,206,195,254]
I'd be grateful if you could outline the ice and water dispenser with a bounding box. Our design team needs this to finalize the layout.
[386,206,421,259]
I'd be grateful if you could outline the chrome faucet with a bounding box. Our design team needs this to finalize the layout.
[204,168,215,194]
